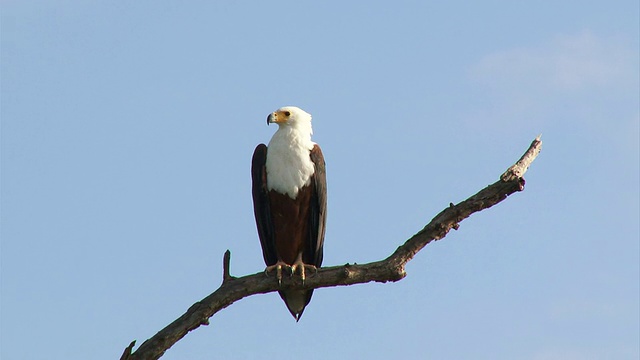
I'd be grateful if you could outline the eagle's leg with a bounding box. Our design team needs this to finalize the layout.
[264,260,291,285]
[290,253,318,285]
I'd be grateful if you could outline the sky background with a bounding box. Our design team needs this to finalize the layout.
[2,1,638,359]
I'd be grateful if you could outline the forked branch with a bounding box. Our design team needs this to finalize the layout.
[121,136,542,360]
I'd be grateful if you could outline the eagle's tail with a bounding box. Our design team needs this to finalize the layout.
[279,289,313,322]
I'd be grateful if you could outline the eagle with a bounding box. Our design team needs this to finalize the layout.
[251,106,327,321]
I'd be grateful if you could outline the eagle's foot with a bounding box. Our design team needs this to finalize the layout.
[290,260,318,285]
[264,261,291,286]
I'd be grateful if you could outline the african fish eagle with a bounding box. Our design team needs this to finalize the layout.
[251,106,327,321]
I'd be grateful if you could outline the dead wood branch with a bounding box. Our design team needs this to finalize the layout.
[121,136,542,360]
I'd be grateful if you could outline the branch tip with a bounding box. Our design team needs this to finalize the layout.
[119,340,136,360]
[223,250,233,282]
[500,136,542,182]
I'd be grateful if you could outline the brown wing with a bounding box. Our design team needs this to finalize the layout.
[251,144,277,266]
[307,144,327,267]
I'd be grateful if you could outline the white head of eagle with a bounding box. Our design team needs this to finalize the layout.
[265,106,316,199]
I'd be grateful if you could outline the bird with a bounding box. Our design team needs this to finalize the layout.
[251,106,327,321]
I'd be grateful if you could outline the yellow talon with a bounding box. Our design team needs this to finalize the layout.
[264,260,291,286]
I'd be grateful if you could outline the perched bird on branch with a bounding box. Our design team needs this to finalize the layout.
[251,106,327,321]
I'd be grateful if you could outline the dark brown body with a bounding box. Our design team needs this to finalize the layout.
[268,189,313,265]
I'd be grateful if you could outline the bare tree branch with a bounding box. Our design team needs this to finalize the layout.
[121,136,542,360]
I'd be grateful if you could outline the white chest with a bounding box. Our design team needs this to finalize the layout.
[266,130,315,199]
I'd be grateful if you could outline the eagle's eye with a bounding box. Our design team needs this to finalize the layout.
[284,111,291,116]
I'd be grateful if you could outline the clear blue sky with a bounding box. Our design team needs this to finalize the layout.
[2,1,638,359]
